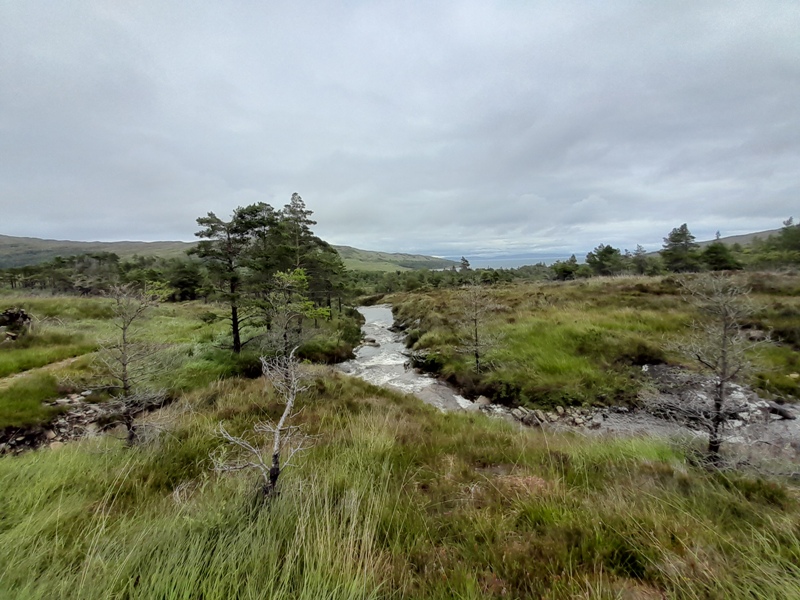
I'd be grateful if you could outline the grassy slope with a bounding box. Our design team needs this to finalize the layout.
[0,293,361,429]
[0,295,231,428]
[0,373,798,598]
[390,274,800,406]
[0,234,457,272]
[334,245,458,272]
[0,235,194,267]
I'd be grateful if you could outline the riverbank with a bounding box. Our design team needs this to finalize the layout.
[342,304,799,472]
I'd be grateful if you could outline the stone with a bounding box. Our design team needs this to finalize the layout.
[49,442,65,450]
[590,415,603,429]
[555,406,565,416]
[15,436,25,442]
[790,373,800,380]
[45,429,56,440]
[534,410,546,423]
[547,412,558,422]
[511,408,525,420]
[475,396,491,406]
[81,390,93,397]
[85,423,100,434]
[55,398,71,405]
[573,417,585,426]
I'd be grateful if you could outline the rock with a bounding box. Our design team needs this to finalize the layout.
[45,430,56,440]
[81,390,93,397]
[475,396,492,406]
[55,398,71,405]
[15,436,25,442]
[768,402,796,420]
[555,406,565,416]
[589,415,603,429]
[49,441,65,450]
[728,419,743,429]
[573,417,585,426]
[85,423,100,434]
[534,410,546,423]
[790,373,799,380]
[511,408,525,421]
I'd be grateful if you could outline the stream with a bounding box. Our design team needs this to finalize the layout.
[337,305,473,412]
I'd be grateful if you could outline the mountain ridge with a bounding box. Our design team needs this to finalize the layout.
[0,234,457,271]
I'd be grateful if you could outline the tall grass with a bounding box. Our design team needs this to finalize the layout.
[0,373,63,428]
[1,372,797,598]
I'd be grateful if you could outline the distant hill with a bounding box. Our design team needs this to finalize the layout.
[332,246,458,271]
[696,228,783,248]
[0,235,194,268]
[0,234,457,272]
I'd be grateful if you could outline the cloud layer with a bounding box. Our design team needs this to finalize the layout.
[1,1,798,260]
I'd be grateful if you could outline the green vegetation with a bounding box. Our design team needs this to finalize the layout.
[0,373,63,428]
[0,330,94,379]
[0,290,359,430]
[1,374,798,598]
[391,274,800,407]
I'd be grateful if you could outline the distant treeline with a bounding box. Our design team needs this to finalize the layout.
[348,220,800,294]
[2,219,798,298]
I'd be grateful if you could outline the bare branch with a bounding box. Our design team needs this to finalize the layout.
[212,349,313,501]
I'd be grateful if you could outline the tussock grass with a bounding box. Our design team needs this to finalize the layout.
[390,275,800,405]
[1,371,798,598]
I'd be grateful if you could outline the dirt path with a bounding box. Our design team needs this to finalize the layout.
[0,355,88,389]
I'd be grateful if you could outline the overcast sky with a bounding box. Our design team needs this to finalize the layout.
[1,1,798,260]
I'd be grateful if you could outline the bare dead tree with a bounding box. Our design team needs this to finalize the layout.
[679,274,769,460]
[213,349,312,499]
[457,285,503,374]
[95,285,168,444]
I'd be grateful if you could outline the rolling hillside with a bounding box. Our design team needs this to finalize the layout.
[0,234,457,272]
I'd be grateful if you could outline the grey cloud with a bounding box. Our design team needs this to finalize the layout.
[0,0,797,260]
